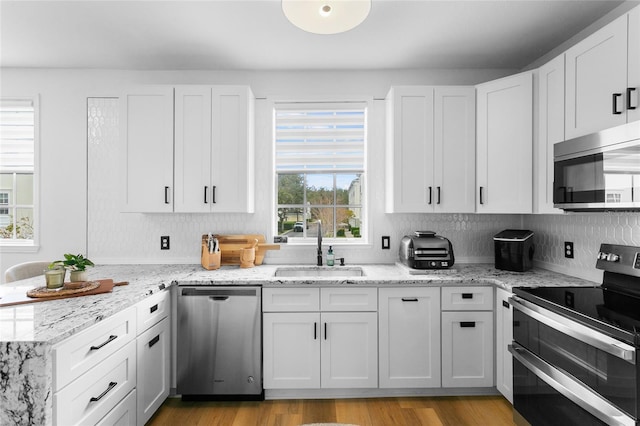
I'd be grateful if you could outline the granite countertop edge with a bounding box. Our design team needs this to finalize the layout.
[0,262,598,345]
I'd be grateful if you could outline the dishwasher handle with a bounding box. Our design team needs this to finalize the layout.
[180,287,259,297]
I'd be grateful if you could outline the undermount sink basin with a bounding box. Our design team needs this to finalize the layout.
[274,266,364,278]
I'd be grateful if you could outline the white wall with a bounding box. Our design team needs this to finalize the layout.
[1,67,519,277]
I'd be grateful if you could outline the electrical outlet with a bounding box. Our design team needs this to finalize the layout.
[161,236,170,250]
[564,241,574,258]
[382,236,390,249]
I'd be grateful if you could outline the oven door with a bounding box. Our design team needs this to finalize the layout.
[509,296,638,426]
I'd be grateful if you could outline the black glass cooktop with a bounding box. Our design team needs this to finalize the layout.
[514,284,640,344]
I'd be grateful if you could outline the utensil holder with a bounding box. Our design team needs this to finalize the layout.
[240,247,255,268]
[201,244,221,270]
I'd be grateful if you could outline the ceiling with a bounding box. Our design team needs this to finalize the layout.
[0,0,629,71]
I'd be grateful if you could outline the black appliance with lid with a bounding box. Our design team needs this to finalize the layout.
[399,231,454,269]
[509,243,640,426]
[493,229,534,272]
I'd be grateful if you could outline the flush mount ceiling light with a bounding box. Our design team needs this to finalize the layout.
[282,0,372,35]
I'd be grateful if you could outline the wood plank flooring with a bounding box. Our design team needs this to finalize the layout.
[148,395,514,426]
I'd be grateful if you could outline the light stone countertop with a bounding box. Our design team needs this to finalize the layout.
[0,261,598,426]
[0,262,597,345]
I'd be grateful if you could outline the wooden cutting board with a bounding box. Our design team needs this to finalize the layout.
[0,279,128,307]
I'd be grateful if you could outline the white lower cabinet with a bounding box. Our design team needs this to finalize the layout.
[495,288,514,403]
[136,317,170,425]
[263,287,378,389]
[378,287,441,388]
[54,341,137,426]
[441,287,494,388]
[96,389,137,426]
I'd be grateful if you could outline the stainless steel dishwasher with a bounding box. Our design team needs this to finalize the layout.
[176,285,262,399]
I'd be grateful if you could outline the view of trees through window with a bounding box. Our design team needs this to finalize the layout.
[277,172,362,239]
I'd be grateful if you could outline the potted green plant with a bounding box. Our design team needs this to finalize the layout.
[52,253,95,282]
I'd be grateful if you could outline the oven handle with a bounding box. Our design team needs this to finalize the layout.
[509,343,635,426]
[509,296,636,364]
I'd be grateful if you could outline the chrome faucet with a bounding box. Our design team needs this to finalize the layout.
[316,220,323,266]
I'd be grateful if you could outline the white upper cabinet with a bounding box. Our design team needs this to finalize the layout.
[565,8,639,138]
[385,86,475,213]
[175,85,255,213]
[535,55,564,214]
[476,72,533,213]
[120,86,175,213]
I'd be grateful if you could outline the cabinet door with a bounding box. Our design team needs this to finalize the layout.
[120,86,174,212]
[263,312,320,389]
[137,317,170,426]
[536,56,565,214]
[385,86,434,212]
[174,86,212,213]
[211,86,255,213]
[441,311,494,388]
[434,87,476,213]
[629,6,640,123]
[565,14,628,138]
[476,72,533,213]
[495,288,514,404]
[379,287,441,388]
[96,389,137,426]
[321,312,378,388]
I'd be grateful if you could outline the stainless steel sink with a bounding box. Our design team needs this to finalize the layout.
[274,266,364,277]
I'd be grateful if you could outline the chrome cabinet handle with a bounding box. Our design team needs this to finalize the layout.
[90,335,117,351]
[90,381,117,402]
[509,296,635,363]
[509,343,635,426]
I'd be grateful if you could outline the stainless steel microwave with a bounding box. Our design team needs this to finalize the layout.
[554,121,640,211]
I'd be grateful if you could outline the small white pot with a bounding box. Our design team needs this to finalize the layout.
[69,270,88,282]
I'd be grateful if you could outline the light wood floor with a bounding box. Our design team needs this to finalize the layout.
[148,395,514,426]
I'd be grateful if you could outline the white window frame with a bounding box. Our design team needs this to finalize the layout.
[0,96,40,252]
[272,98,370,246]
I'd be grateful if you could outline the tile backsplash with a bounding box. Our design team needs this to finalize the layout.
[524,213,640,283]
[88,98,639,283]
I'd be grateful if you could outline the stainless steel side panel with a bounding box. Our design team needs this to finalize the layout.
[510,343,635,426]
[177,286,262,396]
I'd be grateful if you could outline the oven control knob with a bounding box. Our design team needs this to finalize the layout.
[607,253,620,262]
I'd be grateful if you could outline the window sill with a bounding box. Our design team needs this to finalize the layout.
[279,239,372,248]
[0,243,40,253]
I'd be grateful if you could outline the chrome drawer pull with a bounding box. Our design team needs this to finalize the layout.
[90,335,117,351]
[90,381,117,402]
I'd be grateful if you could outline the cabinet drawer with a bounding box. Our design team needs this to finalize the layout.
[441,287,493,311]
[321,287,377,311]
[136,289,170,335]
[96,389,136,426]
[54,340,137,426]
[54,307,136,391]
[263,287,320,312]
[137,317,170,426]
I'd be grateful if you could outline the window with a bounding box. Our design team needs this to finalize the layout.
[0,98,37,246]
[274,101,367,242]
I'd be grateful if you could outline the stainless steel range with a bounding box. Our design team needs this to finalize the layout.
[509,243,640,426]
